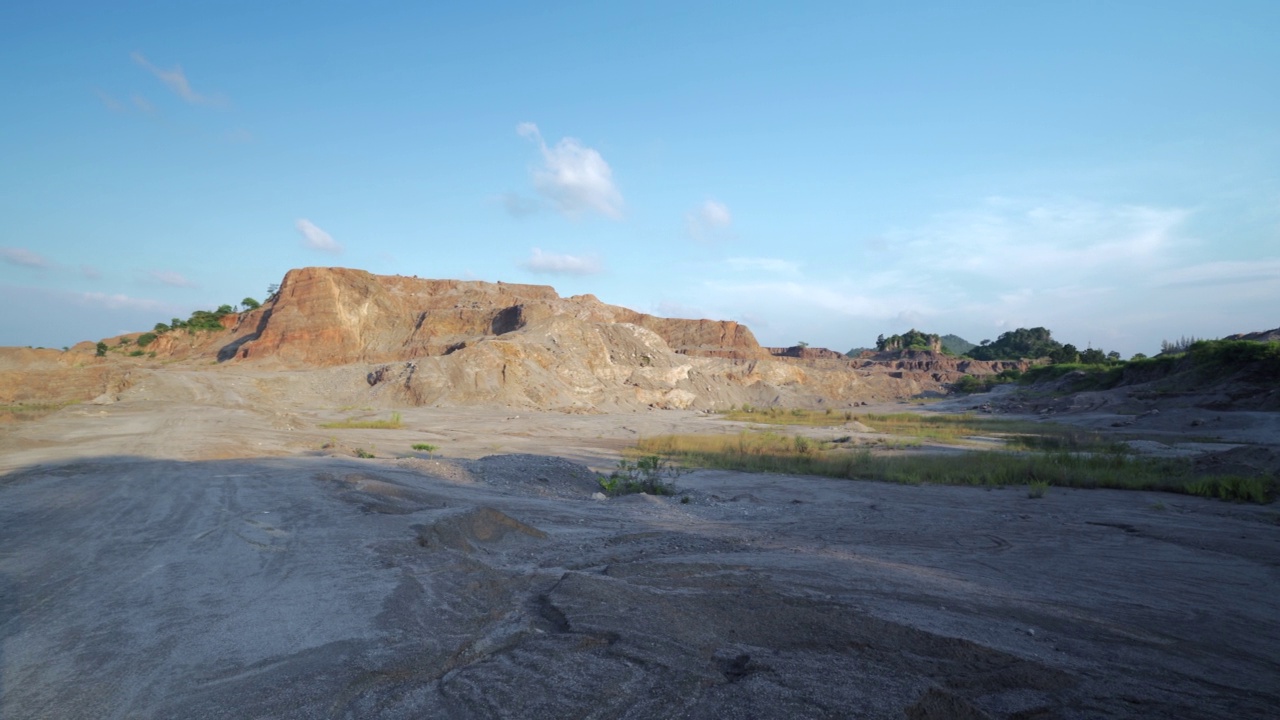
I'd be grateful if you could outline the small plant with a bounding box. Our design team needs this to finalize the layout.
[598,455,684,496]
[354,448,375,459]
[1027,480,1049,499]
[411,443,438,454]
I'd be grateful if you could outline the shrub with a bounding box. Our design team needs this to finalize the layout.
[598,455,683,496]
[1027,480,1049,499]
[411,443,438,453]
[95,341,108,357]
[136,332,158,347]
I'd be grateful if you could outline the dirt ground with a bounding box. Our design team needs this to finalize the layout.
[1,366,1277,718]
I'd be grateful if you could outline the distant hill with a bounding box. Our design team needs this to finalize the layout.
[940,334,975,356]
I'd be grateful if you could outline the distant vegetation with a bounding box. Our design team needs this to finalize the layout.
[941,334,975,355]
[876,329,940,353]
[962,326,1114,363]
[1018,339,1280,393]
[632,423,1274,503]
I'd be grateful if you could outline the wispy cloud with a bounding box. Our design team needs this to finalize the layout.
[726,257,801,275]
[2,247,51,269]
[78,291,172,312]
[1152,258,1280,288]
[131,51,226,107]
[501,192,540,218]
[131,94,155,114]
[520,248,603,276]
[93,88,125,112]
[147,270,197,288]
[654,300,712,320]
[892,198,1189,280]
[686,199,733,241]
[296,219,343,254]
[517,122,622,219]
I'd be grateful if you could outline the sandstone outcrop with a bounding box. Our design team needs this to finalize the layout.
[223,267,768,366]
[8,268,1028,412]
[0,348,134,406]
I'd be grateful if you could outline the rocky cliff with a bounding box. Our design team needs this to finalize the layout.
[223,267,768,366]
[24,268,1020,411]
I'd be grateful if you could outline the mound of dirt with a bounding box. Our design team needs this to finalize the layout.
[414,507,548,553]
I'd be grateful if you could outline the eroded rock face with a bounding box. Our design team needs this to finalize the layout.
[230,268,767,366]
[0,348,133,405]
[3,268,1025,411]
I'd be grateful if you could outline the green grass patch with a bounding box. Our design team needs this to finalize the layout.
[0,400,80,421]
[721,406,853,426]
[321,412,403,430]
[632,431,1275,503]
[411,443,438,453]
[720,408,1127,451]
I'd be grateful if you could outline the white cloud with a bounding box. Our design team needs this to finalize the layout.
[78,291,172,312]
[673,196,1275,357]
[654,300,712,320]
[131,51,225,107]
[296,219,343,254]
[520,248,603,276]
[1,247,51,269]
[726,257,801,275]
[686,199,733,241]
[517,123,623,219]
[705,280,909,319]
[148,270,197,288]
[895,198,1189,280]
[1153,258,1280,288]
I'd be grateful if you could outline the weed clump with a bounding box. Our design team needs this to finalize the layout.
[598,455,683,497]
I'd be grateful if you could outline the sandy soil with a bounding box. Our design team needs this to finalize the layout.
[1,366,1277,718]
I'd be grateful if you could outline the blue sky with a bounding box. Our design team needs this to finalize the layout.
[2,1,1277,356]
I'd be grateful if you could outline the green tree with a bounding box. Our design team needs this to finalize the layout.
[1080,348,1107,364]
[241,297,261,310]
[967,327,1062,361]
[154,322,170,333]
[95,341,108,357]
